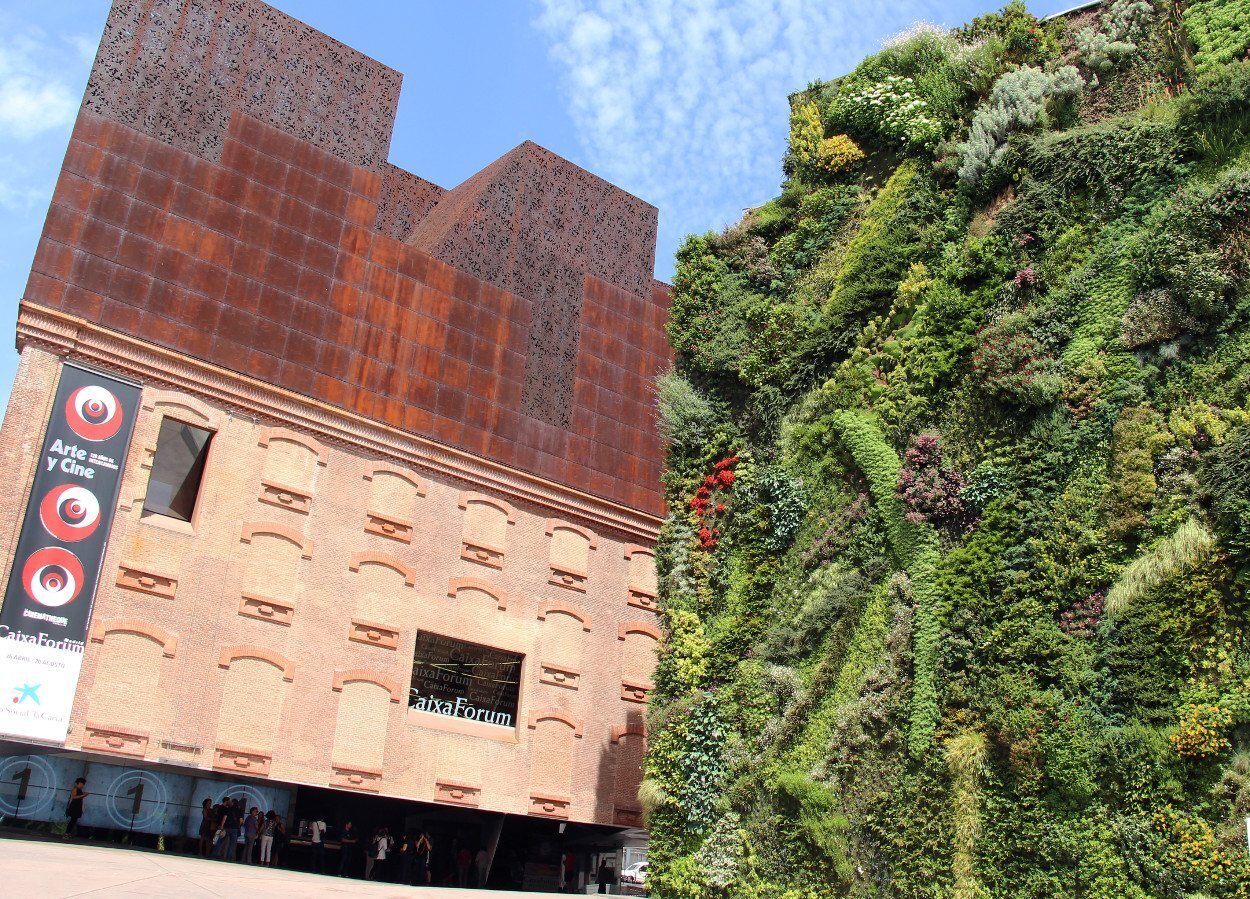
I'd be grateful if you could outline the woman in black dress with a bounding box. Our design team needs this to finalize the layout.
[64,778,87,839]
[197,798,216,857]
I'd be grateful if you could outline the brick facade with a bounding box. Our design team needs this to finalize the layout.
[2,0,665,830]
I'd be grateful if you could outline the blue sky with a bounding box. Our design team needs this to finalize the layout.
[0,0,1074,409]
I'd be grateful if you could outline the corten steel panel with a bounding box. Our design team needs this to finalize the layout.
[20,0,670,517]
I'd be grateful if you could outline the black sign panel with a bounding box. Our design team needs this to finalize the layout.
[409,631,522,728]
[0,363,141,742]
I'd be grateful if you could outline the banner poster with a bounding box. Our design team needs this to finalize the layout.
[0,363,141,743]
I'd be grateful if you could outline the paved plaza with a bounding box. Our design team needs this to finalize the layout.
[0,837,565,898]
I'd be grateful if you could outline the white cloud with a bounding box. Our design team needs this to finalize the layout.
[66,33,100,65]
[0,31,82,140]
[534,0,955,276]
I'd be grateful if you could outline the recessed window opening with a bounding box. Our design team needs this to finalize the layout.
[142,418,213,522]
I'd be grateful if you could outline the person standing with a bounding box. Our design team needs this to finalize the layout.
[475,846,490,888]
[338,820,359,877]
[258,811,277,866]
[375,827,392,880]
[63,778,87,839]
[197,798,216,857]
[597,859,615,894]
[213,798,232,859]
[226,799,244,860]
[414,830,433,885]
[398,833,413,885]
[455,840,472,888]
[309,814,327,873]
[243,807,260,863]
[273,813,288,868]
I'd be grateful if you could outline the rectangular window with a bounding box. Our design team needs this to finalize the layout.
[409,632,522,728]
[142,418,212,522]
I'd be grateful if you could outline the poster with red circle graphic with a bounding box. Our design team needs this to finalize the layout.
[0,363,140,743]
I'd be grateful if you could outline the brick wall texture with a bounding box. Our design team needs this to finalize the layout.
[2,0,668,827]
[0,345,657,825]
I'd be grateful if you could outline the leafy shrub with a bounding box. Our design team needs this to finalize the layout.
[961,461,1011,510]
[896,432,968,526]
[957,1,1061,67]
[656,370,719,452]
[1075,0,1159,74]
[1104,517,1218,615]
[1120,288,1197,348]
[1182,0,1250,75]
[787,101,867,180]
[971,313,1063,406]
[828,75,945,150]
[1177,60,1250,127]
[1013,119,1189,212]
[957,65,1084,187]
[675,693,729,834]
[1101,405,1163,541]
[1201,426,1250,561]
[1059,590,1106,637]
[1171,702,1235,757]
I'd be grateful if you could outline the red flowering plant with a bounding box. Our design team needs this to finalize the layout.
[971,313,1062,407]
[1059,591,1105,638]
[896,433,968,529]
[688,455,740,550]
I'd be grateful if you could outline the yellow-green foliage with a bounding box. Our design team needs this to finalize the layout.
[947,731,989,899]
[1105,517,1219,616]
[827,161,924,318]
[664,608,712,690]
[824,411,942,754]
[788,101,867,179]
[1184,0,1250,75]
[1101,406,1166,541]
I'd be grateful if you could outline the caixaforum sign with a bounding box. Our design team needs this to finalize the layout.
[0,363,140,743]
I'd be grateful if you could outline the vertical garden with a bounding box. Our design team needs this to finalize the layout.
[646,1,1250,895]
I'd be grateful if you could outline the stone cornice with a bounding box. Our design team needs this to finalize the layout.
[17,303,662,542]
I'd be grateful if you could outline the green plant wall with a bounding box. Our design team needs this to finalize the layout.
[646,3,1250,896]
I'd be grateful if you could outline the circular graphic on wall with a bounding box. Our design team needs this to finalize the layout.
[104,769,169,832]
[0,755,58,818]
[39,484,101,542]
[21,547,85,608]
[65,385,123,442]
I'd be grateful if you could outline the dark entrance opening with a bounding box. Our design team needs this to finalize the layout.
[291,785,631,889]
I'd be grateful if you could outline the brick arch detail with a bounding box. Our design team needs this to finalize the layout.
[217,645,295,682]
[332,669,403,703]
[363,464,428,497]
[349,551,417,586]
[544,519,598,550]
[527,708,584,737]
[611,723,647,744]
[537,599,592,632]
[618,621,662,642]
[623,544,655,561]
[258,427,328,466]
[448,577,508,610]
[457,491,516,524]
[141,389,218,427]
[89,617,178,658]
[240,521,313,559]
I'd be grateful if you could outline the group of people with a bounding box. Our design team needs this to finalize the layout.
[198,797,287,865]
[310,818,438,883]
[65,787,512,889]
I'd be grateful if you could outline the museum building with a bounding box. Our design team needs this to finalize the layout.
[0,0,668,878]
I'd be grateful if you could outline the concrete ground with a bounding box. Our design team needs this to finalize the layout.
[0,836,563,898]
